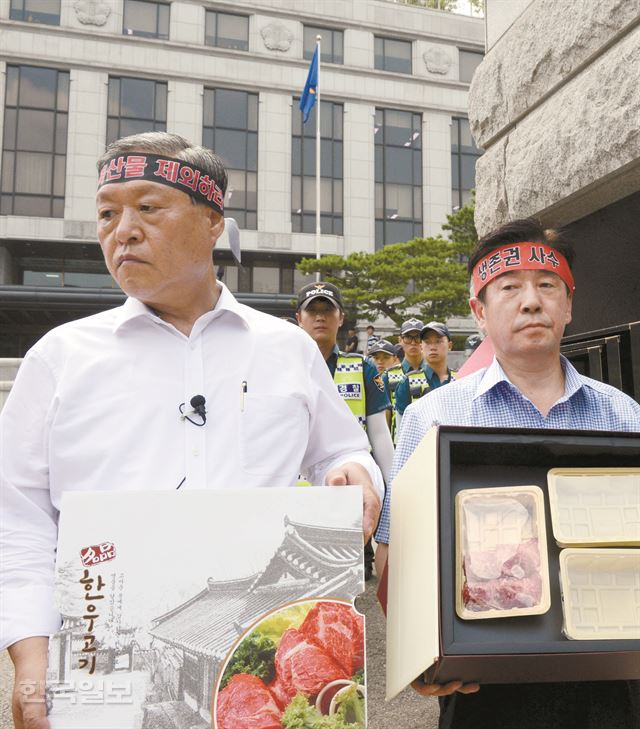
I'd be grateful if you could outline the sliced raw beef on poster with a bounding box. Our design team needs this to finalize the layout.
[268,676,292,710]
[300,601,365,675]
[274,627,349,702]
[216,673,282,729]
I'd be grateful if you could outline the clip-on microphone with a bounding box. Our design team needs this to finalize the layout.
[179,395,207,426]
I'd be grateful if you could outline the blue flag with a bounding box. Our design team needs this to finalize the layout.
[299,47,318,123]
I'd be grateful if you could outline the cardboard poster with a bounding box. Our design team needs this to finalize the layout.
[46,488,366,728]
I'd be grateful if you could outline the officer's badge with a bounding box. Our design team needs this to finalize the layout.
[373,375,385,393]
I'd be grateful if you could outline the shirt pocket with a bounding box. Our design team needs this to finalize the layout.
[240,394,308,476]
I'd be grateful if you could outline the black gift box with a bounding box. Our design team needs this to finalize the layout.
[385,426,640,698]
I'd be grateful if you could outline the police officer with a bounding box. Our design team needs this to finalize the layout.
[368,339,400,435]
[368,339,398,375]
[382,318,426,444]
[296,282,394,580]
[394,321,457,424]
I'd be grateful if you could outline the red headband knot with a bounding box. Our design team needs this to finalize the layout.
[472,242,575,296]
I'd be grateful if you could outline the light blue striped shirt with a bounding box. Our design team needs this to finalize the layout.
[375,356,640,544]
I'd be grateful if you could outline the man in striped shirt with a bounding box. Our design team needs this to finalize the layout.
[376,218,640,729]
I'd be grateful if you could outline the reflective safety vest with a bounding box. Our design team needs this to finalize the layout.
[408,368,458,402]
[407,368,430,401]
[334,353,367,430]
[385,364,405,445]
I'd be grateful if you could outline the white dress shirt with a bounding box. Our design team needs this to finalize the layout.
[0,283,382,649]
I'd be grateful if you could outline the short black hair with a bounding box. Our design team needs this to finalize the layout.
[468,218,575,299]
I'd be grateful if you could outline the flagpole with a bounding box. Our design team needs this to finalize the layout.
[315,34,321,282]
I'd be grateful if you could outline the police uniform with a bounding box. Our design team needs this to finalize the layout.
[394,364,456,416]
[382,358,415,444]
[326,344,390,580]
[326,345,391,423]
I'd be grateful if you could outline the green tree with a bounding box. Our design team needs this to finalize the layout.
[442,190,478,252]
[296,196,478,326]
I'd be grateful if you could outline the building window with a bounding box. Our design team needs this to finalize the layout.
[303,26,343,65]
[374,37,412,74]
[203,89,257,229]
[459,49,483,83]
[16,242,117,288]
[451,117,482,209]
[1,65,69,218]
[22,269,116,288]
[375,108,422,249]
[10,0,60,25]
[123,0,169,40]
[216,254,307,294]
[204,10,249,51]
[292,100,343,236]
[106,77,167,145]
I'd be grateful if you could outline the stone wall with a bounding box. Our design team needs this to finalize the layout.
[469,0,640,235]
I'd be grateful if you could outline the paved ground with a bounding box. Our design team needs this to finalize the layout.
[360,574,439,729]
[1,649,12,728]
[1,575,438,728]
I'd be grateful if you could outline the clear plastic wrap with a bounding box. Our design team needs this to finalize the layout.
[455,486,551,620]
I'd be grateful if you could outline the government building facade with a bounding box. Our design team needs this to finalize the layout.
[0,0,483,355]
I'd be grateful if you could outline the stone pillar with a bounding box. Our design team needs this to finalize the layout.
[343,102,375,254]
[0,245,13,284]
[257,92,292,235]
[344,29,373,69]
[422,110,453,238]
[167,81,203,145]
[469,0,640,234]
[64,69,109,223]
[170,2,204,44]
[0,60,5,191]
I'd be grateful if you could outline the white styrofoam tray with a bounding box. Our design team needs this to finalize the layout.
[548,468,640,547]
[559,548,640,640]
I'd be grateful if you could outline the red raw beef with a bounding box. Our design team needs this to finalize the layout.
[463,538,543,611]
[215,673,282,729]
[268,677,291,711]
[463,573,542,611]
[274,627,349,702]
[300,601,365,675]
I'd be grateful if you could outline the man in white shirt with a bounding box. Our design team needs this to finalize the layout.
[0,132,383,729]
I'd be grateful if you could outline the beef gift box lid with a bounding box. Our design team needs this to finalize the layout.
[46,488,368,729]
[384,426,640,701]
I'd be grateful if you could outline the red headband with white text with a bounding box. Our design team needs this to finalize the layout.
[97,154,225,216]
[472,242,575,296]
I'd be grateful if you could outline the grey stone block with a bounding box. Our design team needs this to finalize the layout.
[474,25,640,235]
[470,0,640,149]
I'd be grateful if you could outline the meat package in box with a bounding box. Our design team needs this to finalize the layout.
[455,486,550,619]
[46,488,367,729]
[384,426,640,700]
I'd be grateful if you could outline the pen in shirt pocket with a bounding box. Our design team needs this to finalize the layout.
[241,380,247,411]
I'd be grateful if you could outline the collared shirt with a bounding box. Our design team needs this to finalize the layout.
[326,345,391,417]
[0,283,383,649]
[394,364,455,415]
[375,355,640,543]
